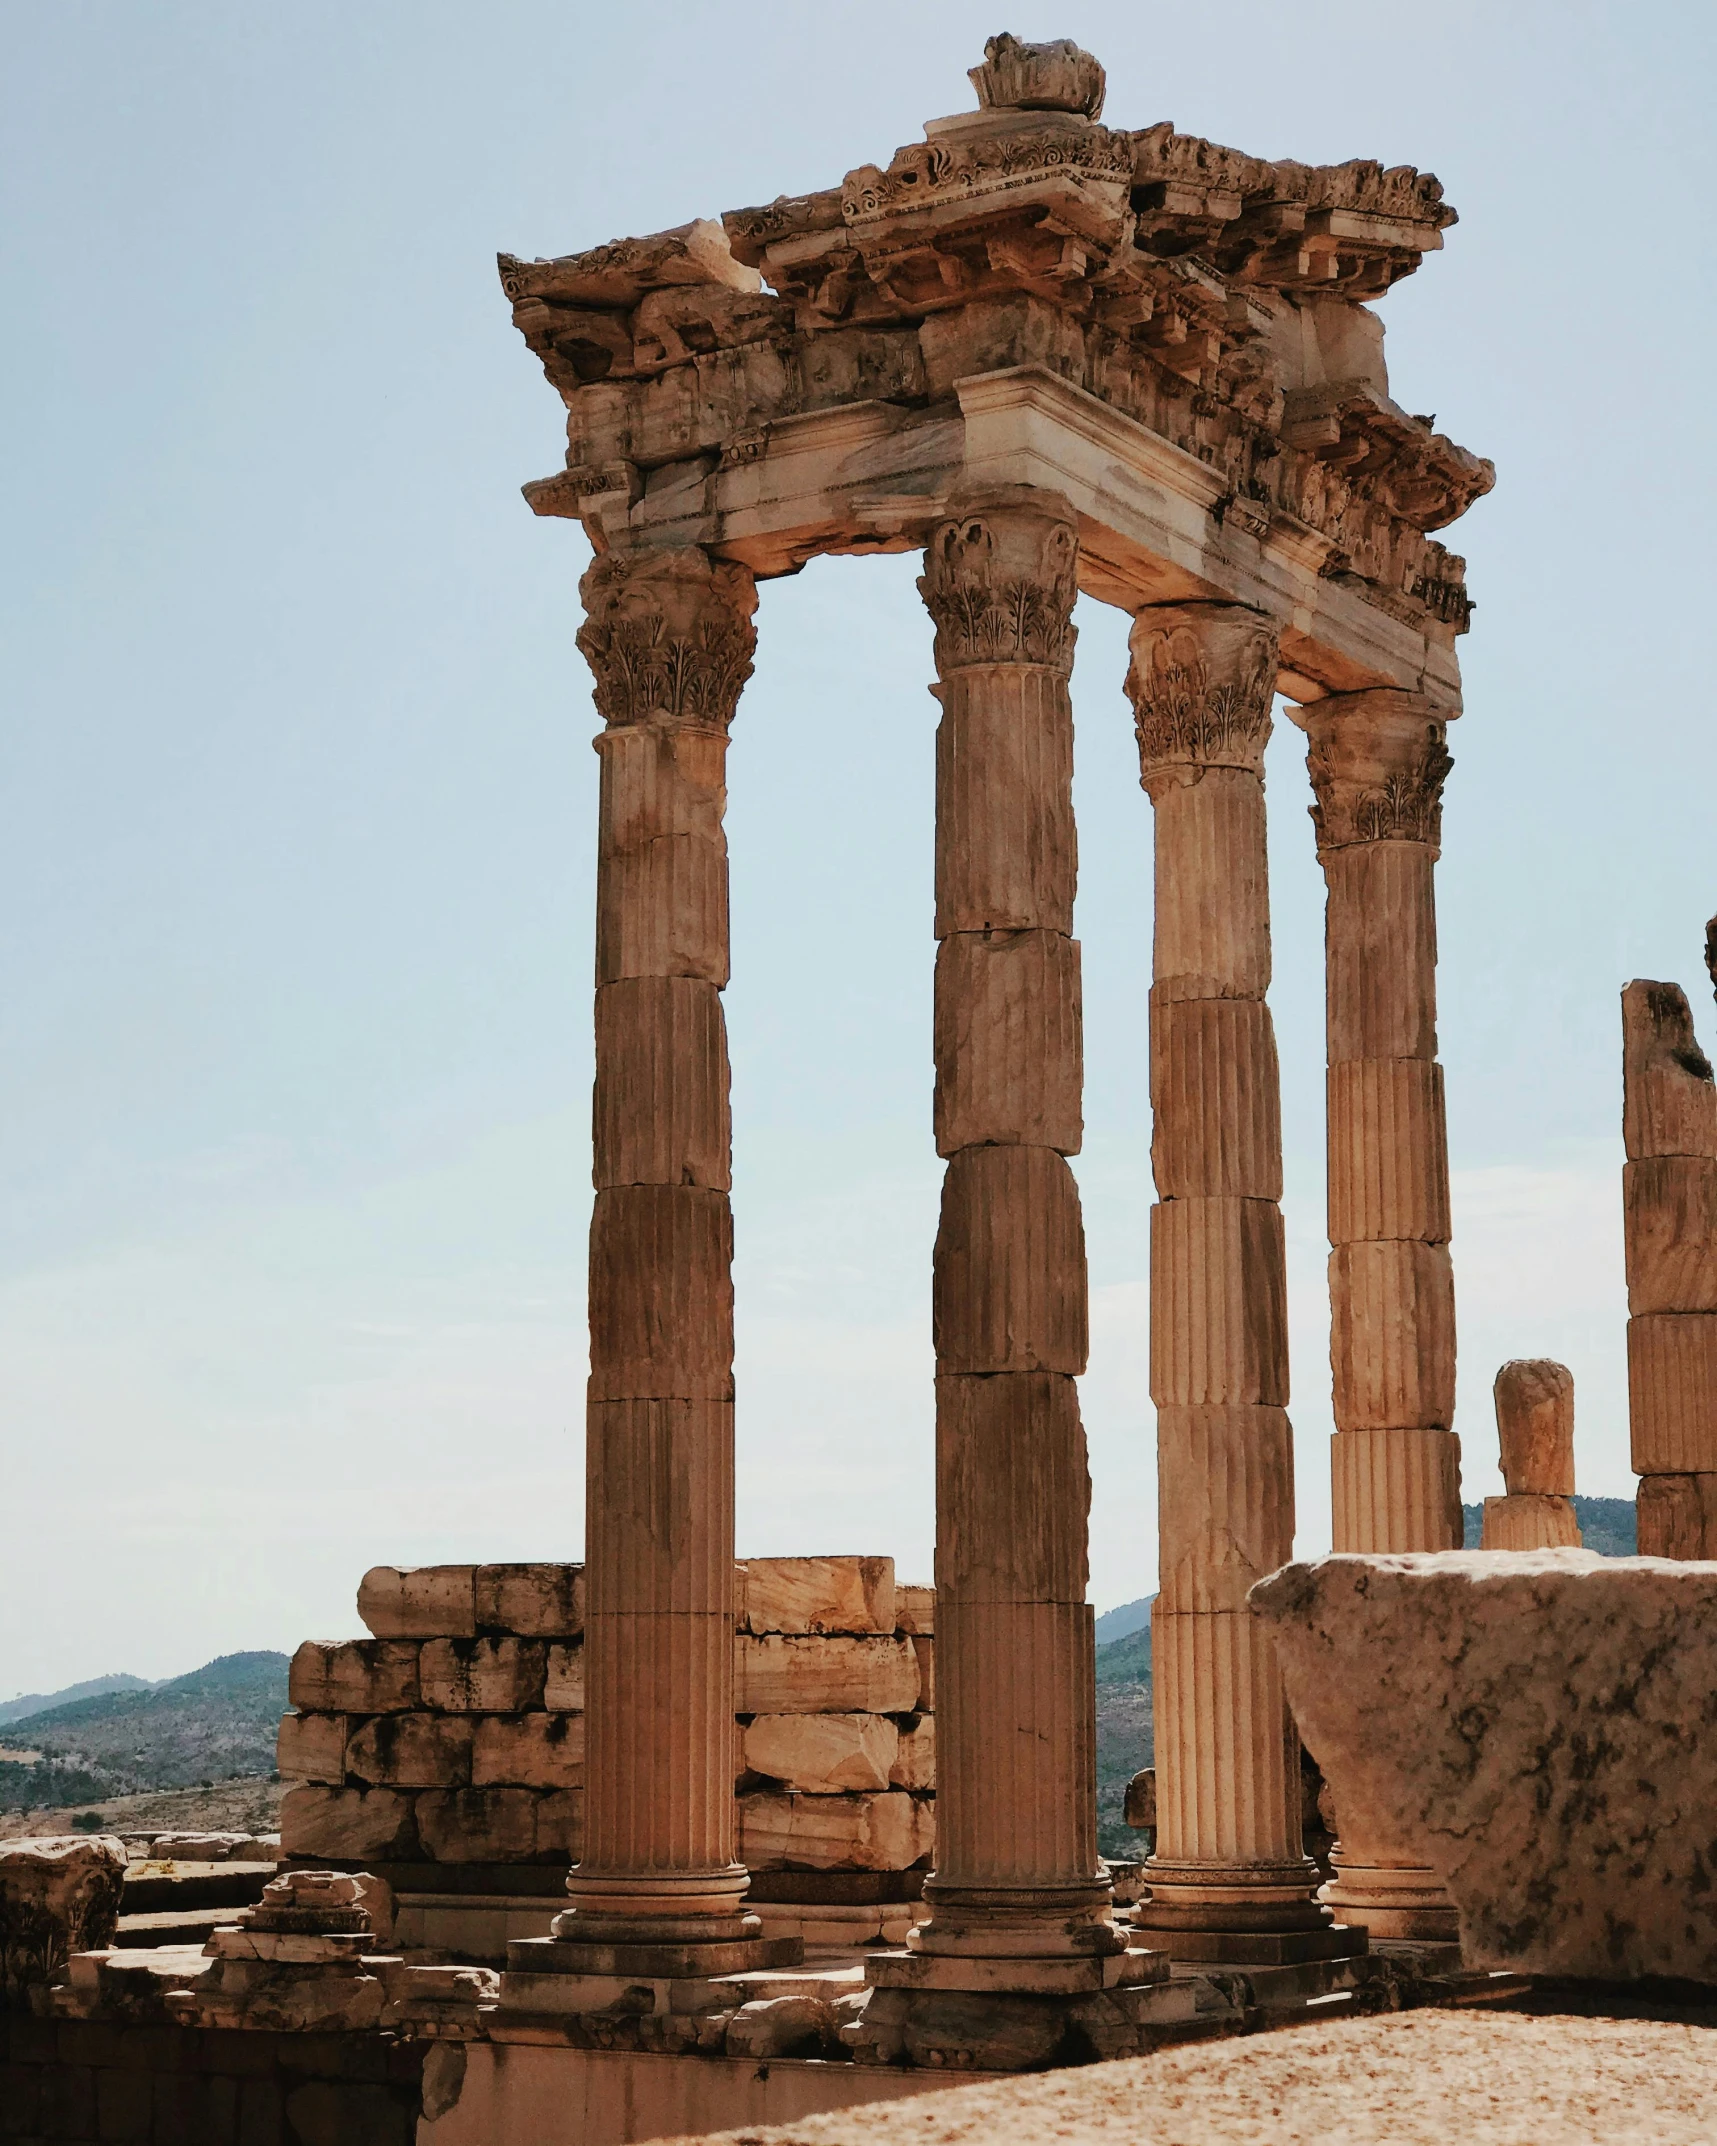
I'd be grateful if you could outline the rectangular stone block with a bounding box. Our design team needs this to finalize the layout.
[288,1640,420,1715]
[416,1788,569,1865]
[587,1185,734,1399]
[1149,994,1282,1200]
[474,1564,585,1638]
[934,1373,1089,1604]
[742,1556,895,1636]
[933,665,1074,938]
[743,1714,897,1794]
[1329,1240,1456,1432]
[890,1714,935,1791]
[932,1145,1087,1374]
[544,1642,585,1711]
[1625,1157,1717,1314]
[345,1713,473,1789]
[933,928,1081,1157]
[1636,1473,1717,1560]
[912,1635,935,1713]
[739,1790,934,1873]
[1628,1313,1717,1473]
[279,1786,419,1863]
[736,1635,920,1715]
[895,1584,934,1635]
[535,1789,585,1861]
[276,1712,347,1785]
[358,1567,477,1640]
[1155,1404,1294,1613]
[472,1714,586,1790]
[420,1638,547,1714]
[1149,1197,1288,1408]
[1327,1058,1450,1244]
[1623,980,1717,1160]
[593,976,732,1190]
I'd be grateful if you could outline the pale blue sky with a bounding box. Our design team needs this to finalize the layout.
[3,2,1712,1689]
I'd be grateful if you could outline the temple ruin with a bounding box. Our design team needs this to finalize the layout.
[22,31,1717,2146]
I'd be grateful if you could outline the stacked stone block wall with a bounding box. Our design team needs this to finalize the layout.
[277,1559,935,1887]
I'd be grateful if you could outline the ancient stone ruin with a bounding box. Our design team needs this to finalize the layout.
[11,29,1717,2146]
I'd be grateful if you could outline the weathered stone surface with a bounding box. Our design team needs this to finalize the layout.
[890,1714,935,1791]
[357,1565,478,1639]
[911,1635,935,1713]
[1149,1202,1289,1406]
[1493,1358,1574,1494]
[544,1640,586,1711]
[895,1584,934,1634]
[593,975,732,1191]
[737,1635,920,1715]
[420,1637,548,1713]
[1150,994,1282,1200]
[0,1836,126,2004]
[1481,1493,1580,1551]
[416,1787,576,1864]
[1253,1550,1717,1980]
[740,1790,934,1872]
[932,1144,1088,1373]
[1623,980,1717,1161]
[473,1563,585,1638]
[1328,1239,1456,1430]
[1629,1313,1717,1473]
[586,1183,735,1399]
[742,1556,896,1636]
[345,1712,473,1788]
[288,1639,420,1715]
[1625,1157,1717,1314]
[472,1712,586,1789]
[278,1785,420,1863]
[1330,1426,1462,1553]
[743,1714,897,1794]
[933,928,1082,1156]
[276,1710,347,1785]
[1637,1472,1717,1559]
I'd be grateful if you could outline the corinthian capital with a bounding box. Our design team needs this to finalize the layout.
[577,548,758,730]
[1126,603,1278,793]
[919,497,1079,675]
[1297,691,1453,860]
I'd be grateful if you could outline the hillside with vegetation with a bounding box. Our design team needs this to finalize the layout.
[1095,1618,1153,1861]
[0,1652,288,1814]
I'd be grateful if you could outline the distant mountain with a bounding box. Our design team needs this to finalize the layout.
[1093,1595,1154,1645]
[0,1674,156,1728]
[1095,1620,1153,1860]
[0,1651,289,1814]
[1461,1494,1637,1556]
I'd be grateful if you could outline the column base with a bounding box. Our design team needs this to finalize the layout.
[1133,1855,1332,1935]
[906,1877,1126,1962]
[1319,1854,1460,1943]
[541,1865,800,1974]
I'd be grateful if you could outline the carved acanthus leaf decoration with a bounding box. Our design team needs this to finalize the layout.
[1302,703,1453,858]
[919,507,1078,673]
[1126,606,1278,784]
[577,550,758,730]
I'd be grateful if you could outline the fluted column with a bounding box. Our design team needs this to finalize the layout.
[1125,604,1335,1962]
[907,493,1123,1974]
[556,545,762,1961]
[1623,979,1717,1556]
[1297,688,1460,1941]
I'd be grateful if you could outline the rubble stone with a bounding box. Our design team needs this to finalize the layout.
[0,1836,127,2005]
[357,1565,478,1639]
[742,1556,896,1636]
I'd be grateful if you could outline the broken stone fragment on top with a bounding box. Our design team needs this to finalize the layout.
[969,32,1105,119]
[1481,1359,1581,1552]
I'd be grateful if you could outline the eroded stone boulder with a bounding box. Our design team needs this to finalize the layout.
[0,1835,127,2005]
[1251,1550,1717,1981]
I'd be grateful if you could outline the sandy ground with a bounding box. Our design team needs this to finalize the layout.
[0,1774,284,1843]
[660,2005,1717,2146]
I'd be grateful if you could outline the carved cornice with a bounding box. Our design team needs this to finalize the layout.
[919,502,1078,673]
[1127,603,1278,788]
[577,549,757,730]
[1299,693,1453,858]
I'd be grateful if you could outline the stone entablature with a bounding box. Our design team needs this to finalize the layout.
[499,33,1489,704]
